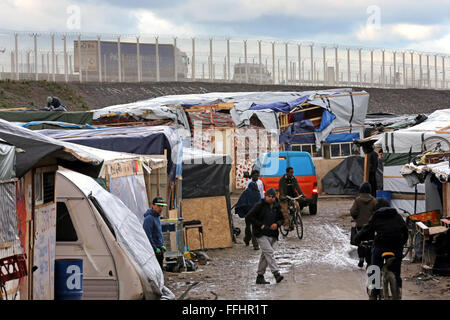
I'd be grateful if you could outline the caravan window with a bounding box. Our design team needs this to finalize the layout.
[291,144,321,158]
[56,202,78,242]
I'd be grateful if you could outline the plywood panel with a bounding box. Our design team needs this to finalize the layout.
[312,158,346,193]
[182,196,232,250]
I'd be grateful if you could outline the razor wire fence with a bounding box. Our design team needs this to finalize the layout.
[0,30,448,90]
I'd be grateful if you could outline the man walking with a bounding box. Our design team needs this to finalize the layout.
[246,169,265,199]
[143,197,168,269]
[246,188,284,284]
[278,167,305,231]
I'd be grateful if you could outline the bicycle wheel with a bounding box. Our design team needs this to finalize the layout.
[279,224,289,237]
[294,212,303,240]
[422,136,450,153]
[402,230,413,258]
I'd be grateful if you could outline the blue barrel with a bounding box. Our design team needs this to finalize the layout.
[54,259,83,300]
[376,190,391,205]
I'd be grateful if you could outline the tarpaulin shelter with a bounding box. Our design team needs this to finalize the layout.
[37,125,179,181]
[180,148,233,250]
[0,110,93,125]
[0,119,103,178]
[322,156,383,195]
[374,109,450,214]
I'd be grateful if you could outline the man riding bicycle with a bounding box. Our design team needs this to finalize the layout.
[354,198,408,299]
[278,166,305,231]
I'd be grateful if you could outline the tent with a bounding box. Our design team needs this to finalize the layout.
[0,119,103,178]
[374,109,450,213]
[322,156,383,195]
[37,125,179,181]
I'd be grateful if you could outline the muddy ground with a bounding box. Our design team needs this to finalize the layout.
[164,197,450,300]
[1,80,449,115]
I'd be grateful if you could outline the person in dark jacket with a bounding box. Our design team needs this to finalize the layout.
[246,188,285,284]
[367,145,379,198]
[46,96,67,111]
[350,182,377,267]
[235,180,262,250]
[354,198,408,299]
[143,197,168,269]
[278,167,305,230]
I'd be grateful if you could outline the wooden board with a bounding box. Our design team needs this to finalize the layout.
[181,196,232,250]
[312,158,345,193]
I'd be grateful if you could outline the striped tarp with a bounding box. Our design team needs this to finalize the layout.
[0,181,17,244]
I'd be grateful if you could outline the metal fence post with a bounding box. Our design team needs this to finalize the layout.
[33,34,38,81]
[347,48,350,85]
[98,36,102,82]
[335,46,339,86]
[41,53,44,75]
[63,35,68,82]
[358,48,362,87]
[323,46,326,86]
[78,35,82,82]
[393,51,396,88]
[427,55,430,89]
[14,33,19,80]
[258,40,262,84]
[285,42,289,84]
[117,36,122,82]
[51,34,55,81]
[155,36,160,82]
[370,50,373,87]
[209,38,213,81]
[174,37,178,82]
[47,52,50,81]
[192,38,195,81]
[381,50,385,87]
[244,40,248,83]
[272,42,275,84]
[403,51,406,87]
[442,56,446,89]
[410,52,414,88]
[298,44,301,85]
[419,53,423,88]
[227,38,230,82]
[434,54,438,89]
[310,44,314,85]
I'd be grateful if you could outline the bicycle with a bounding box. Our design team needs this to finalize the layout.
[398,208,422,260]
[279,195,304,240]
[362,240,401,300]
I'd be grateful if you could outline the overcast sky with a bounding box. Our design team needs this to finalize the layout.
[1,0,449,53]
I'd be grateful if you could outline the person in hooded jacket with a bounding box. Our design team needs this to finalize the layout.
[350,182,377,267]
[143,197,168,269]
[246,188,285,284]
[235,179,263,250]
[354,198,408,299]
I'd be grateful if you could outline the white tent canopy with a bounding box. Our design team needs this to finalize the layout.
[375,109,450,153]
[58,168,175,300]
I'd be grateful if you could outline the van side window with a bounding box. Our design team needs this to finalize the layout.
[56,202,78,242]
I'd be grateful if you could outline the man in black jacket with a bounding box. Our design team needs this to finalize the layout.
[246,188,285,284]
[354,198,408,299]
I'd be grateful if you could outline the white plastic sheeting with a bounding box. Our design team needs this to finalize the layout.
[0,140,15,180]
[401,160,450,183]
[58,169,174,300]
[375,109,450,153]
[91,89,367,135]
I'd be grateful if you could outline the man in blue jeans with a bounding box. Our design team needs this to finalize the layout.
[354,198,408,299]
[246,188,285,284]
[143,197,168,269]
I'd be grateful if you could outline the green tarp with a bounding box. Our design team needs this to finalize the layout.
[0,111,93,125]
[383,152,420,166]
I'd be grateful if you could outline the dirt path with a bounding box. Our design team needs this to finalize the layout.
[164,198,450,300]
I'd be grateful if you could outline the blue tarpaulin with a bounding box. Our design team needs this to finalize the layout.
[324,132,360,143]
[279,120,316,145]
[249,95,309,113]
[315,110,336,132]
